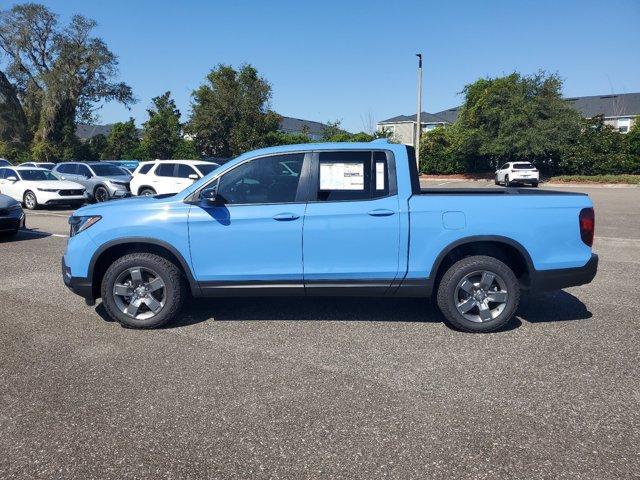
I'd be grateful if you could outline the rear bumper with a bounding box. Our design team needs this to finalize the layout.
[528,254,598,292]
[62,256,94,303]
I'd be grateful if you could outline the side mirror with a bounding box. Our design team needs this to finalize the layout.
[7,176,18,182]
[188,173,199,181]
[200,185,219,206]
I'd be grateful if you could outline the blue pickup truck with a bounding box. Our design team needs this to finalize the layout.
[62,140,597,332]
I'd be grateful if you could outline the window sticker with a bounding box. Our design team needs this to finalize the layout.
[320,162,364,190]
[375,162,385,190]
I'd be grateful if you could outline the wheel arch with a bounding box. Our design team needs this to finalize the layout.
[428,235,534,294]
[89,238,200,300]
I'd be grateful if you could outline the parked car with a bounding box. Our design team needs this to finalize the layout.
[129,160,220,196]
[52,162,131,202]
[62,140,597,332]
[495,162,539,187]
[20,162,55,170]
[0,193,25,236]
[0,167,86,210]
[0,159,12,167]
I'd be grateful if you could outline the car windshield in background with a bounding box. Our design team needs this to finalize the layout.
[90,163,127,176]
[39,163,55,170]
[513,163,535,170]
[18,169,57,181]
[195,164,220,176]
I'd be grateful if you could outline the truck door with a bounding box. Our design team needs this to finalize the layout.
[188,152,309,295]
[303,150,400,295]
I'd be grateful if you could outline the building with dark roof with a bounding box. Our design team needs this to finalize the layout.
[377,93,640,145]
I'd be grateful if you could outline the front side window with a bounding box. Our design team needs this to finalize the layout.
[155,163,177,177]
[216,153,304,205]
[17,169,57,181]
[0,168,7,179]
[316,151,389,201]
[90,163,125,176]
[77,164,92,177]
[58,164,77,175]
[138,164,153,175]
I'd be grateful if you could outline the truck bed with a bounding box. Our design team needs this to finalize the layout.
[419,187,586,196]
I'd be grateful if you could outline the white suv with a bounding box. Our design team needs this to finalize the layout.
[130,160,220,196]
[495,162,539,187]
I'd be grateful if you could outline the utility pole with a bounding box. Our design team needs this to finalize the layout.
[415,53,423,169]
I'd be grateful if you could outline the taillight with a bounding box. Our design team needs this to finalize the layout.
[579,208,595,247]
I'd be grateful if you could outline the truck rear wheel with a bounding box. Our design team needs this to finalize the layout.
[436,255,520,333]
[100,252,186,329]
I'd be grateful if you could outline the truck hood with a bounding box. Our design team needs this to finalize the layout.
[72,194,174,216]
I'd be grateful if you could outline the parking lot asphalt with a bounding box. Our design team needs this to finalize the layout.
[1,182,639,479]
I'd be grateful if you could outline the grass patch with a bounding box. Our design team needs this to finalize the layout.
[549,175,640,185]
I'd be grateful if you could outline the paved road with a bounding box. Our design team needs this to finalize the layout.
[1,183,639,479]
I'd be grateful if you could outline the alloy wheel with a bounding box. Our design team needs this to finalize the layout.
[112,267,166,320]
[454,270,508,323]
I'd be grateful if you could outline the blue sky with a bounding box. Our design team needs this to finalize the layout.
[32,0,640,132]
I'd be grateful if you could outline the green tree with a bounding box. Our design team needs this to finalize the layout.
[0,3,134,158]
[419,125,469,174]
[102,118,140,159]
[627,120,640,157]
[457,71,582,172]
[560,116,639,175]
[142,91,182,159]
[173,138,199,159]
[186,64,280,157]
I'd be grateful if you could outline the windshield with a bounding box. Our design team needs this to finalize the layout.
[513,163,535,170]
[90,163,127,176]
[0,159,11,166]
[39,163,55,170]
[195,164,220,176]
[18,169,58,181]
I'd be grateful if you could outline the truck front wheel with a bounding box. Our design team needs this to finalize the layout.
[436,255,520,333]
[100,252,186,329]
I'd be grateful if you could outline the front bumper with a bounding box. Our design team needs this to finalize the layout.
[528,254,598,292]
[62,256,94,304]
[0,212,25,232]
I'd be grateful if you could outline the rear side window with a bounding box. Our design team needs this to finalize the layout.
[138,164,153,174]
[176,164,197,178]
[155,163,177,177]
[316,151,390,201]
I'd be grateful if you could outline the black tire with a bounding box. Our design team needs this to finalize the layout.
[504,175,510,187]
[436,255,520,333]
[23,190,38,210]
[494,176,500,185]
[532,182,539,188]
[100,252,186,329]
[94,185,109,203]
[139,187,156,196]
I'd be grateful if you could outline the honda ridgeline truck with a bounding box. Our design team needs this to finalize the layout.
[62,140,597,332]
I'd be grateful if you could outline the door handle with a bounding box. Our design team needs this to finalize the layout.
[368,209,395,217]
[272,212,300,221]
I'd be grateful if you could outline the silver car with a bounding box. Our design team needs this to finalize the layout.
[52,162,132,202]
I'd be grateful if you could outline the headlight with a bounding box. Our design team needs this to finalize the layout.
[37,188,59,192]
[68,215,101,237]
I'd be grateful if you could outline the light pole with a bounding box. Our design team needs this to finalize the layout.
[415,53,423,169]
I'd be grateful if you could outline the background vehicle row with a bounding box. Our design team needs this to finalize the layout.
[52,162,132,202]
